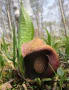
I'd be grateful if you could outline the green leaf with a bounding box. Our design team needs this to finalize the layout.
[0,55,5,68]
[46,30,51,46]
[57,68,64,77]
[18,3,34,51]
[35,78,41,86]
[1,35,8,53]
[18,3,34,76]
[13,26,16,67]
[65,38,69,56]
[42,78,52,82]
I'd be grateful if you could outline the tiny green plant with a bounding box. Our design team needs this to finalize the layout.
[43,30,61,52]
[63,37,69,61]
[57,67,66,90]
[1,33,16,67]
[0,54,5,79]
[59,36,69,61]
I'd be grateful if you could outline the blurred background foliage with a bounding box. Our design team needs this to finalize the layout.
[0,0,69,39]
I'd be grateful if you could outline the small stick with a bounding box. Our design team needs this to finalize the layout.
[52,76,58,90]
[22,84,27,90]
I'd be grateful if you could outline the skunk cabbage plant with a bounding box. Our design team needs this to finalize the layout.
[18,3,59,79]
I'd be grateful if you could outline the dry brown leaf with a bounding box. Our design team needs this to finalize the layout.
[0,80,13,90]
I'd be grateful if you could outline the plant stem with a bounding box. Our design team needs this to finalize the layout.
[13,26,16,67]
